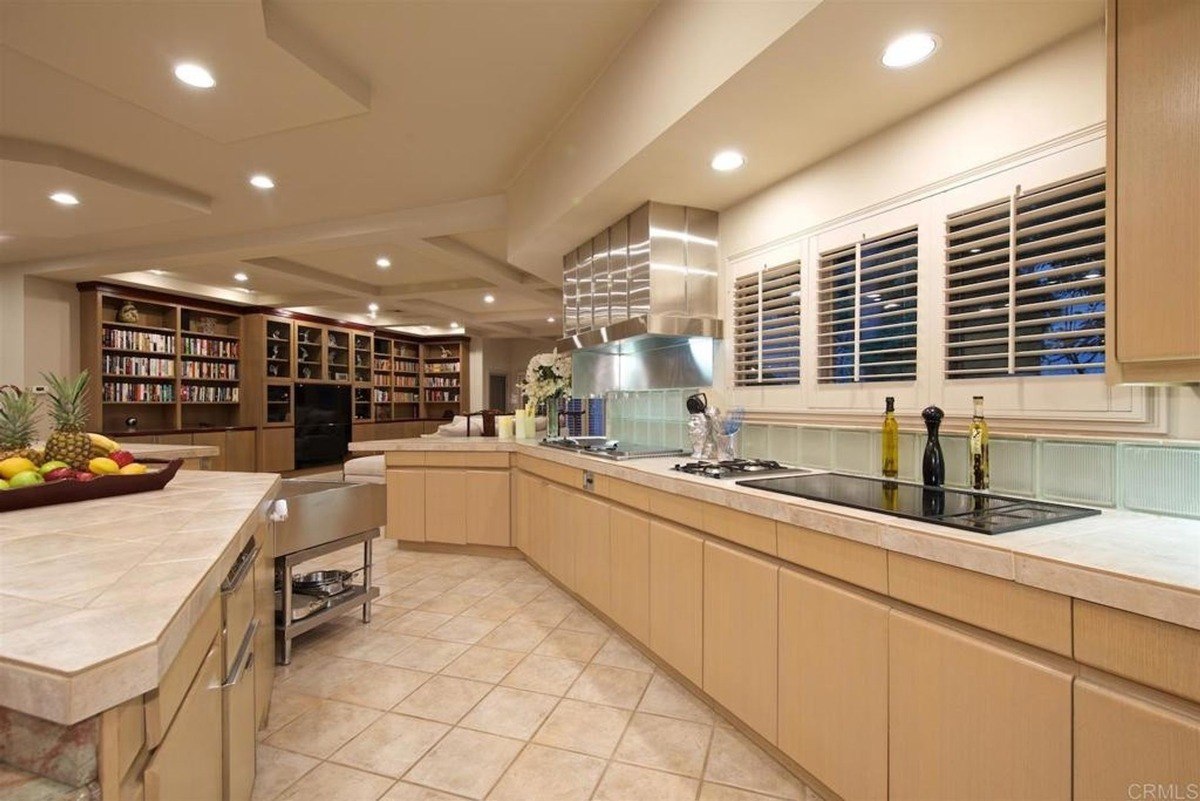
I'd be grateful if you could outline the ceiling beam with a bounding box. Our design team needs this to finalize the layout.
[377,277,492,298]
[243,256,377,297]
[418,237,561,308]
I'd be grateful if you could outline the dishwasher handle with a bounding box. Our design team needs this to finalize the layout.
[221,539,260,594]
[222,619,258,688]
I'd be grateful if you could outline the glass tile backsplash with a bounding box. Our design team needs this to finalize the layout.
[605,389,1200,519]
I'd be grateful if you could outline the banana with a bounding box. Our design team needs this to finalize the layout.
[87,433,119,454]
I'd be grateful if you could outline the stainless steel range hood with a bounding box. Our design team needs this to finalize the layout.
[558,202,722,395]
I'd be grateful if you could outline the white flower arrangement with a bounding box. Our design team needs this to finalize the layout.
[520,351,571,415]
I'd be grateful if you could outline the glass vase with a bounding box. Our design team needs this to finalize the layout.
[546,397,561,439]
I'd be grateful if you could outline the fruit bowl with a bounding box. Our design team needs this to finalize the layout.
[0,458,183,513]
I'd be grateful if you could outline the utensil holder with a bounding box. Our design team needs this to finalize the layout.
[716,431,740,462]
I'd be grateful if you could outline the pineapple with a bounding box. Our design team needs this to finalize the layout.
[0,385,43,466]
[42,372,93,470]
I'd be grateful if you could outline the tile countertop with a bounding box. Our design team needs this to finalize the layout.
[0,471,279,724]
[350,437,1200,631]
[122,442,220,460]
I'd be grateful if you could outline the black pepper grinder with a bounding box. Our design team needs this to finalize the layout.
[922,405,946,487]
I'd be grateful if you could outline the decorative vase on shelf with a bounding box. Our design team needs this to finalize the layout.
[118,302,138,324]
[546,397,561,439]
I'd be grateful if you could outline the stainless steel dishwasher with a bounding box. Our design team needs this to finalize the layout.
[271,479,386,664]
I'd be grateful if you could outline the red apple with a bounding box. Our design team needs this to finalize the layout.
[74,471,98,482]
[44,467,74,482]
[109,450,135,468]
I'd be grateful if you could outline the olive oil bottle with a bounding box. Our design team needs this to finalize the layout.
[881,396,899,479]
[969,395,990,491]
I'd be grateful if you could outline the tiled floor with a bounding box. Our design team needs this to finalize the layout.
[256,544,822,801]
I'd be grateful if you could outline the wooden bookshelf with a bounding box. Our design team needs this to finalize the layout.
[420,339,465,417]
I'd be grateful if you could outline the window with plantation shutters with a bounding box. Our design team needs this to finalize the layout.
[817,227,918,383]
[945,169,1105,379]
[733,262,801,386]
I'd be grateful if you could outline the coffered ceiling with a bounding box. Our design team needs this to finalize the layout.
[0,0,1102,338]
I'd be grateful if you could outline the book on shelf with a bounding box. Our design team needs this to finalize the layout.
[180,385,239,403]
[103,329,174,353]
[102,355,174,377]
[181,360,238,380]
[103,381,176,403]
[181,336,239,358]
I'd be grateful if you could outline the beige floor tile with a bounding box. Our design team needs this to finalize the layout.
[532,628,607,662]
[393,675,492,724]
[592,635,656,674]
[381,588,442,608]
[508,598,573,627]
[426,615,499,644]
[459,686,559,740]
[452,577,506,598]
[260,688,322,737]
[594,762,701,801]
[614,711,713,778]
[531,698,631,758]
[566,663,652,710]
[477,620,552,653]
[332,629,423,664]
[501,654,586,696]
[409,574,465,593]
[380,781,468,801]
[329,713,449,778]
[461,595,524,622]
[705,727,803,800]
[405,729,524,800]
[490,583,545,604]
[328,664,432,710]
[265,699,382,759]
[638,672,715,723]
[274,761,394,801]
[388,639,470,672]
[385,610,454,636]
[440,645,524,683]
[557,608,610,636]
[280,654,373,698]
[486,743,606,801]
[251,744,319,801]
[419,592,479,615]
[699,782,793,801]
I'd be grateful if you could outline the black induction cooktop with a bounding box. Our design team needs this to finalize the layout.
[737,472,1100,535]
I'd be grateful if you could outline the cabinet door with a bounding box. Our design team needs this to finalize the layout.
[889,611,1072,801]
[573,494,611,614]
[778,569,887,801]
[610,507,651,644]
[224,430,257,472]
[546,483,575,587]
[192,432,226,471]
[648,521,704,686]
[144,640,223,801]
[466,471,510,546]
[253,526,274,729]
[704,540,778,741]
[527,478,550,569]
[386,468,426,542]
[513,472,531,554]
[1075,679,1200,801]
[425,470,467,544]
[259,427,294,473]
[1113,0,1200,373]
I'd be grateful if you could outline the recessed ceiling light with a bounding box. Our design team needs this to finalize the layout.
[547,316,556,323]
[249,174,275,190]
[233,272,249,282]
[710,150,746,172]
[174,63,215,89]
[49,191,79,206]
[882,33,938,69]
[483,294,495,304]
[367,302,379,312]
[375,257,391,269]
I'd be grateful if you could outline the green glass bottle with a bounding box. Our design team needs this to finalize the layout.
[881,396,899,479]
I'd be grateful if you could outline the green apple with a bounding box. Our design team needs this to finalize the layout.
[0,478,9,490]
[39,460,69,476]
[8,470,44,489]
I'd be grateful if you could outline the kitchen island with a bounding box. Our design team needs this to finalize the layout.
[0,471,279,800]
[353,436,1200,801]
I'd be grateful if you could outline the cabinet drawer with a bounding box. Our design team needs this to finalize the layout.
[594,475,650,512]
[426,452,510,469]
[145,593,221,748]
[777,523,887,594]
[702,504,776,555]
[889,553,1072,656]
[1074,600,1200,704]
[222,538,259,677]
[144,640,223,801]
[516,455,582,488]
[385,452,426,467]
[647,488,705,531]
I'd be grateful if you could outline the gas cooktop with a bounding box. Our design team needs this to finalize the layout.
[737,472,1100,535]
[672,459,809,480]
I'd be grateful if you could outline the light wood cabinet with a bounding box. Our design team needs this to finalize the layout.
[225,429,256,472]
[889,610,1072,801]
[425,470,467,544]
[466,470,511,546]
[1074,679,1200,801]
[546,483,575,588]
[253,527,274,729]
[144,640,223,801]
[258,426,294,473]
[1109,0,1200,381]
[386,468,426,542]
[703,540,778,741]
[513,471,532,554]
[778,569,888,801]
[572,493,611,614]
[609,506,651,644]
[648,520,704,686]
[527,476,551,569]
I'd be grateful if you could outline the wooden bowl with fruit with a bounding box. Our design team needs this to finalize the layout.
[0,376,184,512]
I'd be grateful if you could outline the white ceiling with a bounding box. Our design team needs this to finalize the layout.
[0,0,1103,339]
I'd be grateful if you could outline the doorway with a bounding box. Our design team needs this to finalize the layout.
[487,372,508,411]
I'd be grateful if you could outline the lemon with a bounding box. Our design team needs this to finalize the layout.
[0,457,36,480]
[118,463,148,476]
[88,457,120,475]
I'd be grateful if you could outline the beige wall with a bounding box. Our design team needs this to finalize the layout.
[469,337,555,412]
